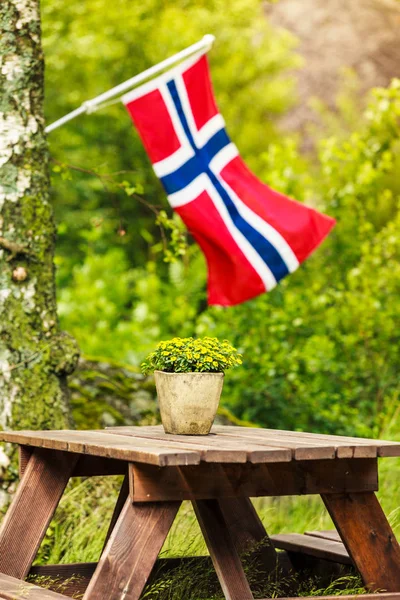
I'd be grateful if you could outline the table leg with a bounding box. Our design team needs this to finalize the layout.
[84,498,181,600]
[218,497,278,572]
[0,448,79,579]
[322,491,400,591]
[193,499,254,600]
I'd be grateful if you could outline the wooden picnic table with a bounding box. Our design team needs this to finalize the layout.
[0,425,400,600]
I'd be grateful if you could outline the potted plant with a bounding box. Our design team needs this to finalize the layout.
[141,337,242,435]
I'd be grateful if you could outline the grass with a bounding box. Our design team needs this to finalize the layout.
[31,419,400,599]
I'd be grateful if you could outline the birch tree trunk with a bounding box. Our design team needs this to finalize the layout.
[0,0,79,438]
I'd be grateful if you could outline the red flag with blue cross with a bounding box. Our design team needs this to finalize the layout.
[123,53,335,306]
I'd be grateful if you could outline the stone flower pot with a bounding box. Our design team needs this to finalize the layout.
[154,370,224,435]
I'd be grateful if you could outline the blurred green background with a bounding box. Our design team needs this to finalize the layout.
[43,0,400,437]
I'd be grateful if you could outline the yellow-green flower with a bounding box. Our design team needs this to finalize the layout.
[141,336,243,375]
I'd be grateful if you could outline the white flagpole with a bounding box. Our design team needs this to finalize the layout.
[45,34,215,134]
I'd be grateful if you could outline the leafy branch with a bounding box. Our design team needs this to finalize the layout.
[51,158,188,261]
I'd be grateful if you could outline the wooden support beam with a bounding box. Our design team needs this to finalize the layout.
[193,499,254,600]
[83,498,180,600]
[19,449,127,479]
[322,492,400,591]
[0,449,79,579]
[129,458,378,502]
[4,430,201,467]
[0,572,69,599]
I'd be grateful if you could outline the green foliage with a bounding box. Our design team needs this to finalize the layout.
[35,477,121,566]
[141,337,242,374]
[69,357,158,430]
[155,211,188,263]
[58,248,207,363]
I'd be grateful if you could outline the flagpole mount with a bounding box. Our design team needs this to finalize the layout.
[45,35,216,134]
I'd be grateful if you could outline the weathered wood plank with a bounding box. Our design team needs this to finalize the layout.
[109,425,337,461]
[1,430,201,466]
[255,426,400,447]
[212,426,379,459]
[193,499,254,600]
[304,530,341,542]
[0,573,69,599]
[83,498,180,600]
[322,492,400,591]
[210,428,336,460]
[212,425,400,458]
[106,427,292,464]
[131,424,381,460]
[0,449,79,580]
[129,458,378,502]
[6,426,400,465]
[270,532,351,564]
[211,430,337,460]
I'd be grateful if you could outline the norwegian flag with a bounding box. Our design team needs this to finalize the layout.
[123,53,335,306]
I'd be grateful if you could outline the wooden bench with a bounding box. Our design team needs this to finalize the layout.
[22,531,350,597]
[0,572,68,599]
[272,529,351,564]
[272,529,353,583]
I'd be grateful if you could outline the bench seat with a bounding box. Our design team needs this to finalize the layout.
[0,572,69,599]
[271,529,351,564]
